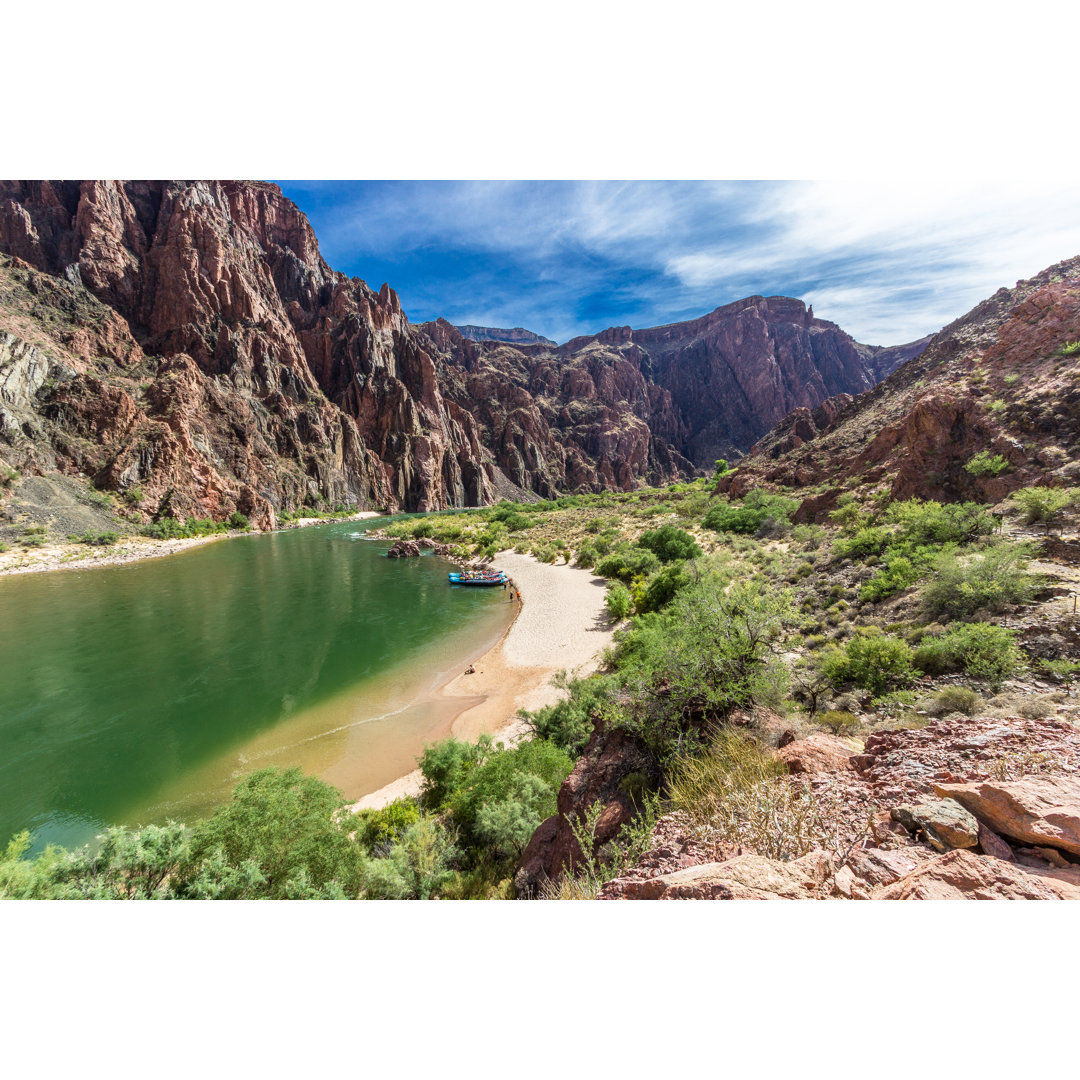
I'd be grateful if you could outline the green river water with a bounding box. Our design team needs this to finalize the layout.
[0,519,513,851]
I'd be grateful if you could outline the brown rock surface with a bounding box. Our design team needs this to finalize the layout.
[933,776,1080,857]
[778,732,855,774]
[601,851,831,900]
[872,849,1080,900]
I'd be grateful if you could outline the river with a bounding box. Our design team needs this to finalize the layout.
[0,519,513,851]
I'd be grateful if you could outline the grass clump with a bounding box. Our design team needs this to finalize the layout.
[818,709,861,735]
[668,728,835,861]
[928,686,983,716]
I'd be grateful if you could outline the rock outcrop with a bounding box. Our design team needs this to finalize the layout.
[572,713,1080,901]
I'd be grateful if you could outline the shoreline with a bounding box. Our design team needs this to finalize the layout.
[351,550,617,810]
[0,510,385,578]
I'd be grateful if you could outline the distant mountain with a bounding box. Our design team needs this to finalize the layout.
[454,325,556,346]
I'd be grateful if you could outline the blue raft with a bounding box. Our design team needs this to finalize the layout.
[448,571,508,587]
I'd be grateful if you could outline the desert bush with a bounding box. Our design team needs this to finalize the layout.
[964,451,1010,477]
[636,523,701,563]
[356,817,459,900]
[928,686,983,716]
[635,561,692,614]
[595,545,661,582]
[920,543,1038,619]
[818,628,916,697]
[352,799,422,853]
[614,577,794,760]
[183,767,363,899]
[79,531,119,546]
[520,672,615,756]
[604,582,632,620]
[912,623,1022,688]
[1009,485,1078,525]
[818,709,861,735]
[702,489,799,535]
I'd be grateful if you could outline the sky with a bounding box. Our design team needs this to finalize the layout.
[279,180,1080,348]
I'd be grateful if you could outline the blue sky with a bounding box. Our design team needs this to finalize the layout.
[280,181,1080,347]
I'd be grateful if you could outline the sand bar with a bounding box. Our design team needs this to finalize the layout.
[352,551,617,809]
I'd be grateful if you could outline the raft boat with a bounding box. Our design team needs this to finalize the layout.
[448,571,508,587]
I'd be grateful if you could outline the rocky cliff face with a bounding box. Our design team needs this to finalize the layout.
[722,255,1080,517]
[0,180,926,527]
[0,181,510,521]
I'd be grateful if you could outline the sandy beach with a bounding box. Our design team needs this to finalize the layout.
[353,551,617,809]
[0,510,383,577]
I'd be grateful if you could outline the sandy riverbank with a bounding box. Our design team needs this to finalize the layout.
[352,551,617,809]
[0,510,384,577]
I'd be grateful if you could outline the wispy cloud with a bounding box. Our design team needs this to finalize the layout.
[281,180,1080,345]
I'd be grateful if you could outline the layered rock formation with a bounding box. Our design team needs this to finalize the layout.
[454,325,556,346]
[722,255,1080,516]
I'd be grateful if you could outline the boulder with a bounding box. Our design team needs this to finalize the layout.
[873,850,1080,900]
[778,733,855,774]
[386,539,421,558]
[934,776,1080,857]
[891,799,980,852]
[602,852,830,900]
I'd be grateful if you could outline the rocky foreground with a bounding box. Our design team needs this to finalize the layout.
[585,716,1080,899]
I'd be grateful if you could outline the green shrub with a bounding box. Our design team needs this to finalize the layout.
[418,736,492,811]
[184,767,363,899]
[636,523,701,563]
[1057,339,1080,356]
[921,543,1037,619]
[859,554,922,602]
[79,531,119,546]
[604,582,632,620]
[614,577,794,759]
[352,799,422,853]
[228,511,250,530]
[445,739,573,852]
[636,561,692,614]
[964,451,1010,477]
[521,673,614,756]
[596,545,661,582]
[819,628,916,697]
[913,623,1022,688]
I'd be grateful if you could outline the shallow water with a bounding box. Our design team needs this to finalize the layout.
[0,519,512,850]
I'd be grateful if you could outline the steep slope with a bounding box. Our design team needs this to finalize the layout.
[722,255,1080,517]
